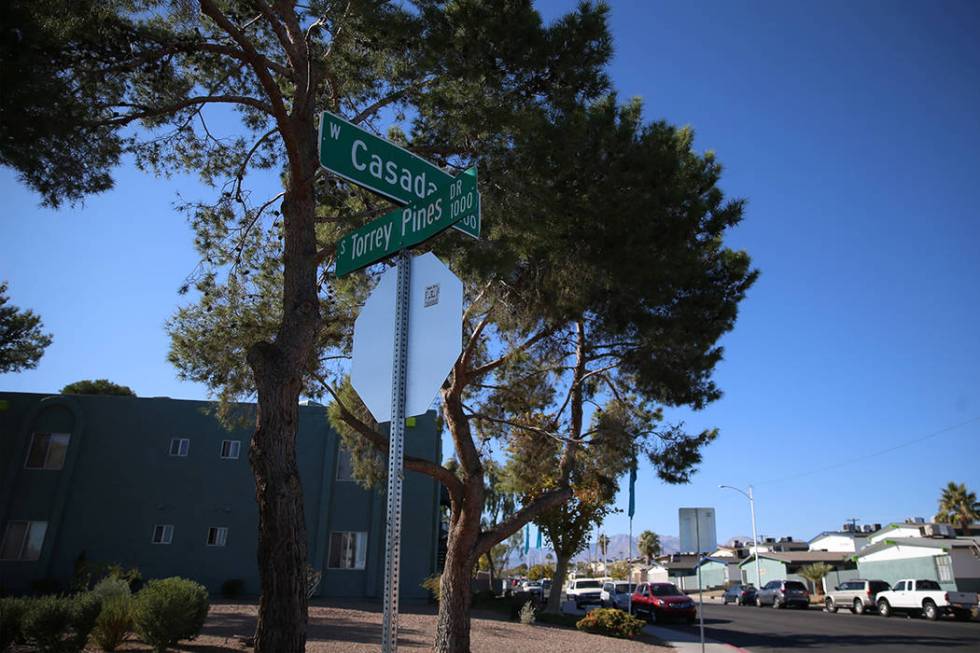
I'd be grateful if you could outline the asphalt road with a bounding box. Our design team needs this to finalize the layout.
[656,602,980,653]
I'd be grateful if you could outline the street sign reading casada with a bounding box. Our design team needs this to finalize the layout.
[350,252,463,423]
[335,168,479,277]
[319,110,480,239]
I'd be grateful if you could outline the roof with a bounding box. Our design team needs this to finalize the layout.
[738,551,850,567]
[855,537,980,559]
[807,531,867,544]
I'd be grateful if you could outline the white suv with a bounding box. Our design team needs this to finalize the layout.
[566,578,603,609]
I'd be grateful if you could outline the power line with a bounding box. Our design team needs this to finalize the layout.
[755,414,980,486]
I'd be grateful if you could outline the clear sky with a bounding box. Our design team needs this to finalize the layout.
[2,0,978,546]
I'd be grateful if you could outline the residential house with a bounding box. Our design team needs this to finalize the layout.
[855,536,980,593]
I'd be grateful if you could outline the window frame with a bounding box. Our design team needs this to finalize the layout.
[207,526,228,547]
[151,524,174,544]
[327,531,368,570]
[169,438,190,457]
[24,432,71,470]
[219,440,241,460]
[0,520,48,561]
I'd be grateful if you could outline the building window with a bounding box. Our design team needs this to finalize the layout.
[152,524,174,544]
[24,433,70,470]
[0,521,48,560]
[207,527,228,547]
[336,446,355,482]
[169,438,190,457]
[936,554,954,582]
[328,531,367,569]
[220,440,241,460]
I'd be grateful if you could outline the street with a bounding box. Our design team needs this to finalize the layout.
[657,603,980,652]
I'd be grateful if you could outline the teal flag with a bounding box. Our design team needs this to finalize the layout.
[523,523,530,555]
[536,526,542,549]
[628,463,637,518]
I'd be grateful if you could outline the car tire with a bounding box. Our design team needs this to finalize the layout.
[772,597,782,609]
[798,603,808,610]
[953,610,970,621]
[756,596,763,607]
[923,600,939,621]
[853,599,864,615]
[878,599,891,618]
[825,598,836,613]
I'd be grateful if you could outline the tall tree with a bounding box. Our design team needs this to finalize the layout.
[637,530,661,564]
[327,94,754,650]
[597,533,610,559]
[936,482,980,533]
[4,3,614,652]
[0,281,53,374]
[61,379,136,396]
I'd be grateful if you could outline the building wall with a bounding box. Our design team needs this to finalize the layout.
[0,392,440,598]
[950,547,980,592]
[809,534,863,553]
[868,526,921,545]
[856,549,956,592]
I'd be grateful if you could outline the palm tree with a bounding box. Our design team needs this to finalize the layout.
[637,530,661,564]
[799,562,833,597]
[935,482,980,533]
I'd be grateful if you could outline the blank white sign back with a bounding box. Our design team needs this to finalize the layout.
[351,252,463,423]
[679,507,717,554]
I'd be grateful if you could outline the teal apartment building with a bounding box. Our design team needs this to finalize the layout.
[0,392,441,598]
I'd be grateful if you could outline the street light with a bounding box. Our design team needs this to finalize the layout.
[719,484,762,590]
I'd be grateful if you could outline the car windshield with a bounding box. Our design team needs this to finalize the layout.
[870,582,890,592]
[576,581,601,589]
[614,583,632,594]
[916,580,941,590]
[650,584,683,597]
[784,581,807,591]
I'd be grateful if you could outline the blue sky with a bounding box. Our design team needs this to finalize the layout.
[2,1,978,545]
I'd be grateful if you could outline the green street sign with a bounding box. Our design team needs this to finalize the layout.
[336,169,479,277]
[319,110,480,239]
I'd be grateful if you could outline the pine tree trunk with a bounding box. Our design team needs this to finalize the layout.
[247,136,320,653]
[249,369,309,653]
[435,533,477,653]
[545,555,570,614]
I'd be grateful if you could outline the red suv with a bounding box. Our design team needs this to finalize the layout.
[631,582,697,623]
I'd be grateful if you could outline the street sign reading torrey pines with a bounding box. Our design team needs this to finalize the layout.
[318,110,480,239]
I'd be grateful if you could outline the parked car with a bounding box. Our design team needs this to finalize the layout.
[825,579,891,615]
[541,578,552,599]
[722,583,757,606]
[755,580,810,609]
[875,578,978,621]
[566,578,603,609]
[521,580,543,598]
[630,582,697,623]
[601,581,635,610]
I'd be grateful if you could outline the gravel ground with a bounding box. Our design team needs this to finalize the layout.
[106,600,671,652]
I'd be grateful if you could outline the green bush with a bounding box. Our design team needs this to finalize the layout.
[91,577,131,603]
[132,578,209,652]
[1,597,30,651]
[91,596,133,652]
[221,578,245,598]
[576,608,646,639]
[21,593,100,653]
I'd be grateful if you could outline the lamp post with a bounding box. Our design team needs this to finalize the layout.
[719,484,761,590]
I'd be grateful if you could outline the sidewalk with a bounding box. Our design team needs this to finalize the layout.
[644,623,750,653]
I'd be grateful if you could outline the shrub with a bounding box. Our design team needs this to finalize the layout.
[91,596,133,652]
[421,574,441,602]
[92,577,131,604]
[221,578,245,598]
[518,601,536,625]
[575,608,646,639]
[1,597,30,651]
[21,593,100,653]
[132,578,209,652]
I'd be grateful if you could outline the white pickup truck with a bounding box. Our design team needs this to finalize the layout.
[875,578,977,621]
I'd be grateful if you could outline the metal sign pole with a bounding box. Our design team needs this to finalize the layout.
[696,510,705,653]
[381,250,411,653]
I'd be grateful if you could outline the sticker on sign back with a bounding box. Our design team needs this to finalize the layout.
[424,284,440,307]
